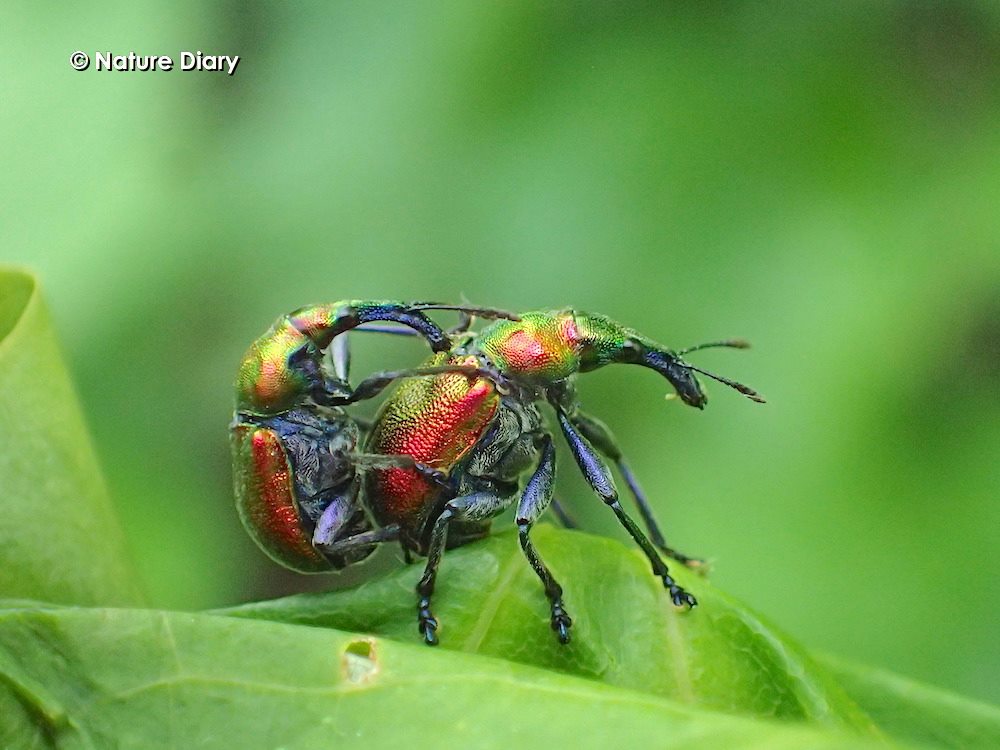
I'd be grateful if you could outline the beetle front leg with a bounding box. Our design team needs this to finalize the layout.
[320,364,490,407]
[416,490,514,645]
[554,409,696,609]
[570,409,705,572]
[516,435,573,644]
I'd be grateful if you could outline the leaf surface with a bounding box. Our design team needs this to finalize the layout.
[0,604,889,750]
[818,654,1000,750]
[222,525,876,732]
[0,269,141,606]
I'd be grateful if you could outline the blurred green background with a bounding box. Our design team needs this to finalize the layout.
[3,2,998,703]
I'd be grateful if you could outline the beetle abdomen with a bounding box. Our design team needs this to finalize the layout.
[231,423,332,572]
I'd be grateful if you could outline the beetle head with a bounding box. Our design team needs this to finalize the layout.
[572,312,764,408]
[638,348,710,408]
[639,338,765,408]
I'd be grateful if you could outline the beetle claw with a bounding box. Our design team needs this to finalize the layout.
[421,623,439,646]
[668,584,697,609]
[417,597,439,645]
[551,604,573,645]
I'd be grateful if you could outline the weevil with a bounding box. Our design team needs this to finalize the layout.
[363,310,765,645]
[230,300,515,571]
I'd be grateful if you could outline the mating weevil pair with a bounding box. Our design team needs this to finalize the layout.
[231,300,764,645]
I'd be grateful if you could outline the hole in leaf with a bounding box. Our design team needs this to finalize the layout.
[341,638,379,685]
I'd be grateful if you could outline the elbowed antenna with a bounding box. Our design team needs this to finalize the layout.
[672,338,765,403]
[679,362,766,403]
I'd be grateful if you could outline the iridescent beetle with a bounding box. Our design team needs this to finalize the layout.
[230,300,515,571]
[364,310,765,645]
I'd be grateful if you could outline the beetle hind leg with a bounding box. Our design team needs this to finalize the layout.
[309,487,391,569]
[315,524,401,569]
[570,409,706,572]
[547,498,578,529]
[416,489,515,645]
[516,436,573,644]
[519,527,572,643]
[554,409,697,609]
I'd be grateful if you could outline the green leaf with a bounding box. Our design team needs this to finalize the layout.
[817,654,1000,750]
[0,268,141,606]
[0,604,890,750]
[221,525,876,733]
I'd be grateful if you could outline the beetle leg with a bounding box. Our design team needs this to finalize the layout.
[416,490,515,645]
[352,453,450,490]
[408,303,521,323]
[547,498,578,529]
[350,323,423,336]
[448,310,473,335]
[354,315,475,336]
[295,301,453,352]
[381,301,522,340]
[434,299,516,334]
[570,409,706,572]
[516,436,573,644]
[553,409,697,609]
[308,480,386,569]
[352,301,520,337]
[317,524,400,559]
[312,493,357,547]
[322,364,490,406]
